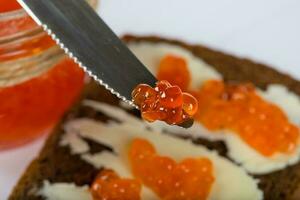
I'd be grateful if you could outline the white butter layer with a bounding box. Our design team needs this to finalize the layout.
[60,104,262,200]
[60,129,89,155]
[38,181,92,200]
[84,96,300,174]
[259,84,300,126]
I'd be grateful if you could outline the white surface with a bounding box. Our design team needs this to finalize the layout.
[100,0,300,80]
[1,0,300,199]
[0,136,46,199]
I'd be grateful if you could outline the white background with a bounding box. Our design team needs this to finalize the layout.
[1,0,300,199]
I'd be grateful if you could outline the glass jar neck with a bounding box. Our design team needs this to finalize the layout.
[0,7,55,62]
[0,9,60,88]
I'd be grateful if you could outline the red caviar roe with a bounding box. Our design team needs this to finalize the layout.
[129,138,214,200]
[195,80,299,156]
[0,0,22,13]
[0,59,85,149]
[155,54,299,156]
[157,54,191,91]
[132,80,198,125]
[91,169,141,200]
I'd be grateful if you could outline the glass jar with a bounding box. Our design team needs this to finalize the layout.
[0,0,98,150]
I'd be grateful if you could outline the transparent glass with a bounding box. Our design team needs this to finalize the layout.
[0,0,98,150]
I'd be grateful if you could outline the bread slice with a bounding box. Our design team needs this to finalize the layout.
[9,35,300,200]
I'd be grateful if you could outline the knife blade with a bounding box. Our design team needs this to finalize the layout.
[17,0,194,128]
[17,0,157,107]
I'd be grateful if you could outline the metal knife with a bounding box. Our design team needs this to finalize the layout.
[17,0,193,128]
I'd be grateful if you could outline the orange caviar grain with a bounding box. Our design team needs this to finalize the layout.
[91,169,141,200]
[129,138,214,200]
[160,86,183,108]
[157,54,191,91]
[195,80,299,156]
[132,84,156,106]
[182,93,199,116]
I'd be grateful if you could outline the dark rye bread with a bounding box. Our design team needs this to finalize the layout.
[9,35,300,200]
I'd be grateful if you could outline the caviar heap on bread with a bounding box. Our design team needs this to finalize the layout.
[129,138,214,199]
[152,53,299,158]
[90,138,214,200]
[195,80,299,156]
[132,80,198,125]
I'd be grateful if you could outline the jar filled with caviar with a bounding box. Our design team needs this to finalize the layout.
[0,0,97,150]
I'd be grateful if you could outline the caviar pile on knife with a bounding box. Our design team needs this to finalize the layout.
[132,80,198,125]
[132,54,299,157]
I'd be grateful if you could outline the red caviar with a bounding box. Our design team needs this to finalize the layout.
[195,80,299,156]
[155,54,299,156]
[0,59,85,149]
[91,169,141,200]
[129,138,214,200]
[0,0,22,13]
[157,54,191,91]
[132,80,198,125]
